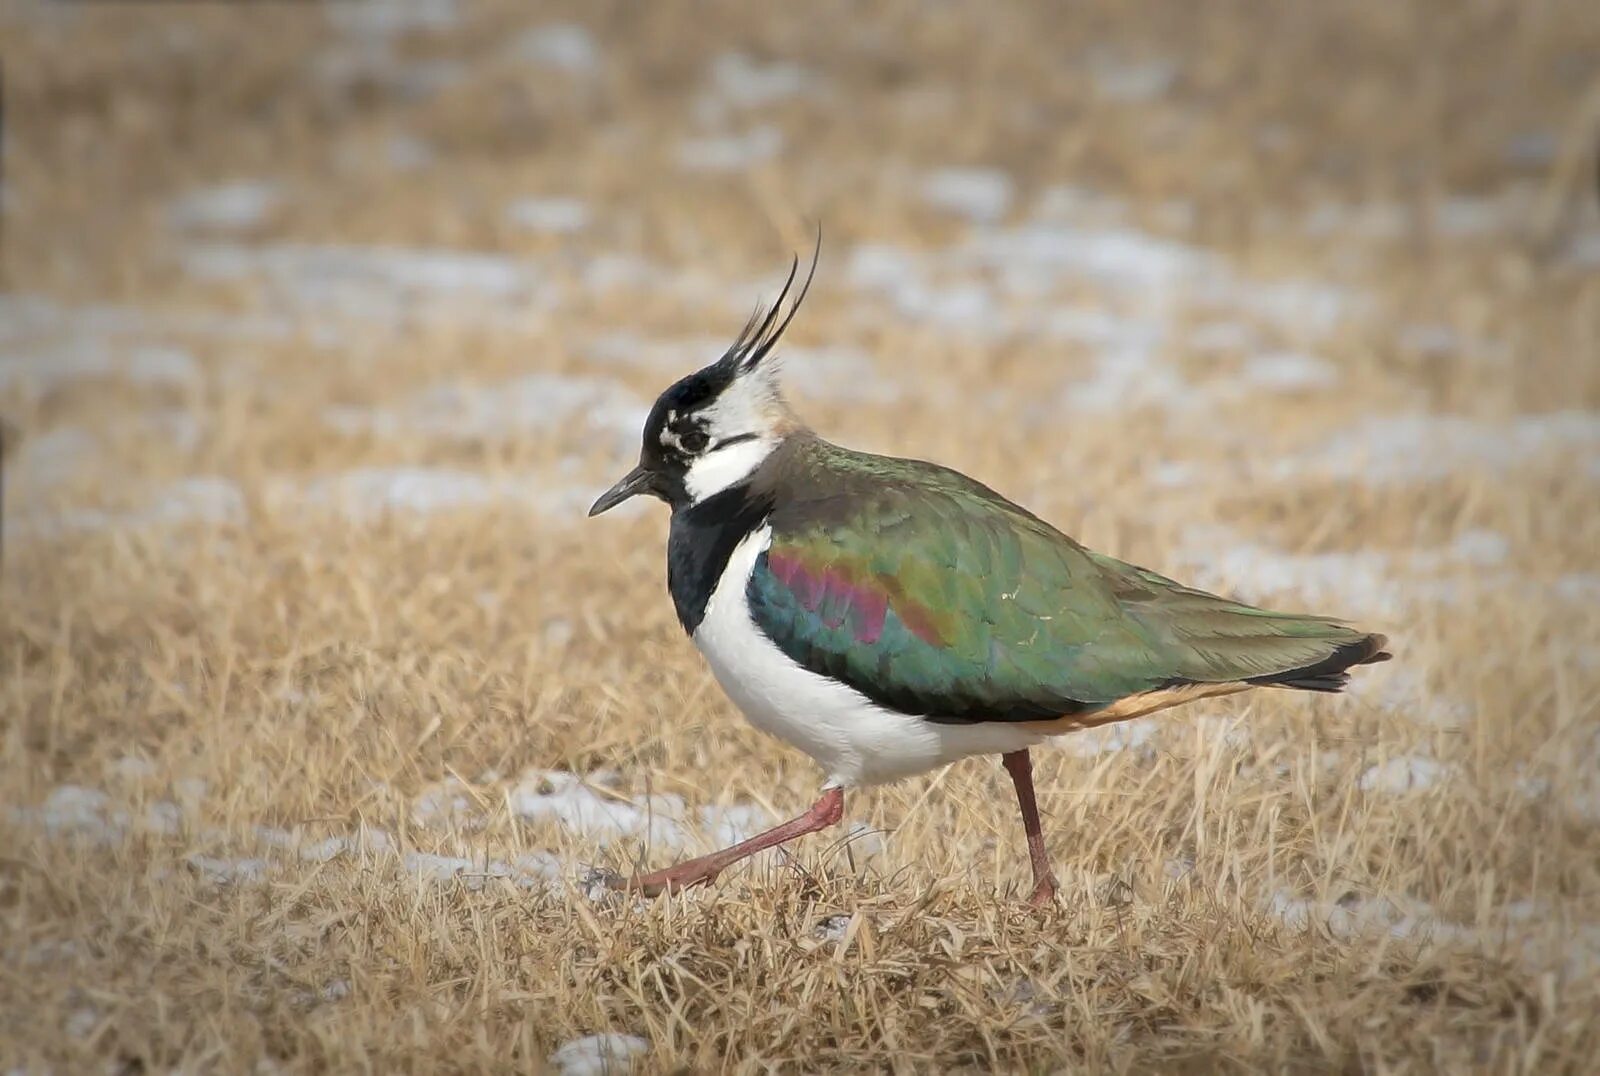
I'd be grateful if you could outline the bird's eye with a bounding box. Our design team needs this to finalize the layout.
[679,428,709,453]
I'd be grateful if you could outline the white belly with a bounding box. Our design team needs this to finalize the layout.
[691,524,1051,788]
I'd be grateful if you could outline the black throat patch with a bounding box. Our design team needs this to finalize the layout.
[667,481,775,635]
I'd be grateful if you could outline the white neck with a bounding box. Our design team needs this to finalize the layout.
[683,436,778,503]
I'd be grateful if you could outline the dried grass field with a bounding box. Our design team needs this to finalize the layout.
[3,1,1600,1071]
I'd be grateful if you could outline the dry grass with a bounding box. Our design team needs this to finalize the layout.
[3,1,1599,1071]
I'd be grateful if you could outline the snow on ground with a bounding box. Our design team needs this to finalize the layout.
[182,243,540,321]
[326,0,458,37]
[1268,889,1451,942]
[676,125,784,171]
[1087,52,1178,102]
[707,51,815,109]
[510,770,772,852]
[549,1033,650,1076]
[1267,890,1600,982]
[919,167,1015,224]
[6,772,776,900]
[321,372,647,447]
[1357,755,1454,793]
[166,180,283,233]
[843,196,1367,423]
[0,342,200,396]
[1058,719,1159,758]
[511,23,599,75]
[1346,666,1470,730]
[1267,412,1600,485]
[1174,524,1514,618]
[505,196,590,234]
[287,466,599,522]
[5,477,247,543]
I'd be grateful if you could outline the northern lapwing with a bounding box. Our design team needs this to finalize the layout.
[588,245,1390,904]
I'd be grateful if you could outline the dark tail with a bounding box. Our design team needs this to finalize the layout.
[1246,632,1391,693]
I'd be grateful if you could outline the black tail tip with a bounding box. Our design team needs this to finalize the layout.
[1253,632,1392,694]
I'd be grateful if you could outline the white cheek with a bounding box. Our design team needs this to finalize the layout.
[684,438,776,502]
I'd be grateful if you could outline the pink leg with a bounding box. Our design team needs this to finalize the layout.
[1002,750,1059,907]
[615,787,845,897]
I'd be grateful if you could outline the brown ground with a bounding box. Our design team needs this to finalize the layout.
[2,1,1599,1072]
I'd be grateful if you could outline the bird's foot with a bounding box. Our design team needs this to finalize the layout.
[1027,875,1059,908]
[606,858,722,897]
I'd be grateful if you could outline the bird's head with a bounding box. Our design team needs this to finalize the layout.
[589,244,816,517]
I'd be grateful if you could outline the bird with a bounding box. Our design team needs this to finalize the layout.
[587,242,1390,905]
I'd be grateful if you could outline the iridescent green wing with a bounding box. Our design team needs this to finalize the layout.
[747,449,1383,722]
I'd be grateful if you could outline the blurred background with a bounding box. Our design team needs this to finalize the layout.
[2,1,1598,1072]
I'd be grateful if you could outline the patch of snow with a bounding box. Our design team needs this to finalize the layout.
[965,222,1206,292]
[1395,323,1509,363]
[142,476,247,527]
[1176,526,1396,615]
[708,52,813,108]
[10,427,98,486]
[1268,890,1458,942]
[401,851,477,883]
[327,0,457,36]
[510,771,688,848]
[1187,321,1256,353]
[187,854,270,885]
[766,344,899,402]
[1347,666,1469,729]
[0,343,200,395]
[919,167,1014,224]
[509,770,774,855]
[698,803,770,847]
[812,914,853,942]
[1358,755,1453,794]
[182,243,539,323]
[1270,412,1600,485]
[677,126,783,172]
[1555,574,1600,602]
[1268,889,1600,981]
[167,181,282,233]
[1059,718,1159,758]
[37,786,117,840]
[847,246,997,330]
[1566,230,1600,270]
[295,468,512,518]
[1302,200,1409,241]
[12,476,247,541]
[1031,185,1129,224]
[506,196,589,234]
[174,777,209,805]
[1503,130,1559,166]
[1193,715,1252,750]
[386,134,435,171]
[1238,352,1338,392]
[1063,345,1185,413]
[583,331,732,371]
[837,820,886,861]
[1148,460,1199,488]
[514,24,599,75]
[412,777,475,828]
[144,802,182,836]
[1446,529,1510,567]
[109,755,159,782]
[65,1006,99,1041]
[324,373,647,447]
[549,1033,650,1076]
[1211,277,1359,337]
[1432,196,1512,237]
[1088,53,1178,102]
[298,836,353,863]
